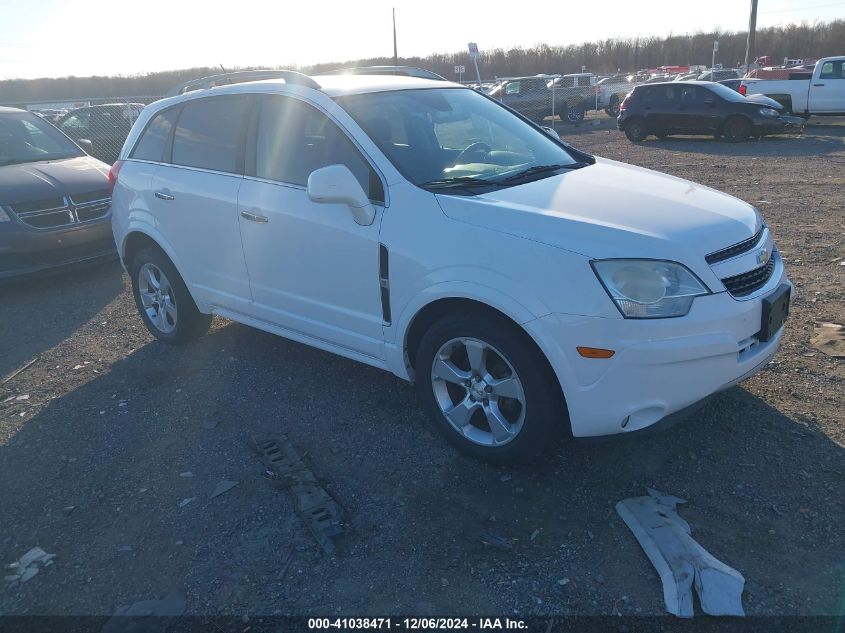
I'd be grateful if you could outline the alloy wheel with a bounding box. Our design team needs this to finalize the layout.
[137,262,178,334]
[430,337,526,447]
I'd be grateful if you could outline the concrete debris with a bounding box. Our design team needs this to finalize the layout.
[3,547,56,589]
[616,489,745,618]
[810,322,845,357]
[480,533,515,549]
[178,497,195,508]
[209,480,239,499]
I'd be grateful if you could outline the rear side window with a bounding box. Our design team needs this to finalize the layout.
[171,96,251,173]
[253,95,383,203]
[819,61,844,79]
[131,108,178,162]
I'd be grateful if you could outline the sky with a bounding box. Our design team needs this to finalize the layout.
[1,0,843,80]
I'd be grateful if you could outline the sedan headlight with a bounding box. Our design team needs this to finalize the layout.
[592,259,710,318]
[759,107,778,117]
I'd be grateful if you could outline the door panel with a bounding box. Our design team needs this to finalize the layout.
[237,94,385,359]
[809,60,845,112]
[151,166,251,310]
[149,94,254,311]
[238,180,384,358]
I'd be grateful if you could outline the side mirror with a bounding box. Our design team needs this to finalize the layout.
[77,138,94,153]
[307,164,375,226]
[540,125,559,139]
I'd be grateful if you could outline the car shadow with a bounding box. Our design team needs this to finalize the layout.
[1,319,842,615]
[640,127,844,157]
[0,260,125,378]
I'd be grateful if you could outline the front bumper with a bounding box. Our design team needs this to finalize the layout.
[0,219,116,279]
[752,114,805,135]
[525,267,791,437]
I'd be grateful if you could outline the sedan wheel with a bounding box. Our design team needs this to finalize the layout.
[431,337,526,447]
[723,117,752,142]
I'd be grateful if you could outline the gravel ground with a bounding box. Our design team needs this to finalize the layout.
[1,125,843,620]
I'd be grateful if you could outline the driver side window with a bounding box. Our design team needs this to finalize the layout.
[254,96,384,204]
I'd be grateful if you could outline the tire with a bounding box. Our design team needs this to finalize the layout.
[606,95,621,118]
[414,311,565,464]
[130,246,212,345]
[722,116,752,143]
[565,106,585,124]
[624,118,648,142]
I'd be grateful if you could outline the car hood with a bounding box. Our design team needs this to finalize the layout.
[0,156,110,206]
[435,157,760,264]
[746,94,783,110]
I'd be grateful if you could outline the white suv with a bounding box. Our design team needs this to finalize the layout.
[110,71,790,463]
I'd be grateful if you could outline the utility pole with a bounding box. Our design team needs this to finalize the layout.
[392,8,398,67]
[745,0,759,70]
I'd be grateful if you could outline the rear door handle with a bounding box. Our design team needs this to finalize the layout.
[240,210,269,224]
[813,83,825,87]
[154,191,174,201]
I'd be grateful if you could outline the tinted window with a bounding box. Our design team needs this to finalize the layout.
[819,61,844,79]
[254,96,382,202]
[59,110,91,135]
[131,108,178,162]
[171,96,250,173]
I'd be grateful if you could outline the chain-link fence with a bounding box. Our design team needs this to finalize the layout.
[3,96,161,165]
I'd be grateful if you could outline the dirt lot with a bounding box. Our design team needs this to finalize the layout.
[1,125,843,622]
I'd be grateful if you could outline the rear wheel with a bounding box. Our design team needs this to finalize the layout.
[130,246,212,344]
[414,313,564,464]
[723,116,752,143]
[624,118,648,142]
[566,106,585,124]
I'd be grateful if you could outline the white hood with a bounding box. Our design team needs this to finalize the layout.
[436,157,761,265]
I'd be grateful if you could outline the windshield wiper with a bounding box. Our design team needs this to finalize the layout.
[499,162,588,182]
[419,176,496,189]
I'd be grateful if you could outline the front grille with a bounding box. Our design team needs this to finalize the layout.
[10,194,110,229]
[721,256,776,297]
[705,226,765,264]
[74,199,111,223]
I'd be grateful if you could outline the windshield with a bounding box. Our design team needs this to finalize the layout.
[0,111,84,166]
[335,88,581,189]
[706,82,748,102]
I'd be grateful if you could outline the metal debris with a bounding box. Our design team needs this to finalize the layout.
[252,436,343,554]
[810,322,845,357]
[3,547,56,588]
[480,533,515,549]
[209,480,239,499]
[616,489,745,618]
[1,356,39,384]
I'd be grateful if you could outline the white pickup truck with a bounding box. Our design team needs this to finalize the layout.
[741,56,845,117]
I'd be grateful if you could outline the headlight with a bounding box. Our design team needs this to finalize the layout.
[759,107,778,117]
[592,259,710,318]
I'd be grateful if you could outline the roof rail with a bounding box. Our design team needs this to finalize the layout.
[165,70,321,97]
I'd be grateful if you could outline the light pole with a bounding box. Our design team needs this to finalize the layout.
[745,0,759,70]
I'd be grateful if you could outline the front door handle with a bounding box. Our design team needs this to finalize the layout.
[240,210,269,223]
[154,191,174,201]
[813,83,825,87]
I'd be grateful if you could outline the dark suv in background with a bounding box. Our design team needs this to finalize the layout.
[617,81,803,142]
[56,103,144,164]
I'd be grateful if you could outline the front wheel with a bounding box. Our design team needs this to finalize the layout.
[414,313,564,463]
[130,246,212,344]
[606,95,621,118]
[723,116,752,143]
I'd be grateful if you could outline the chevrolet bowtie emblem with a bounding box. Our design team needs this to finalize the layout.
[756,248,770,266]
